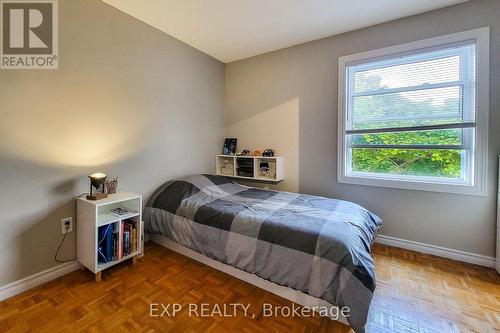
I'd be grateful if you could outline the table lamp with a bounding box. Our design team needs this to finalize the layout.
[87,173,108,200]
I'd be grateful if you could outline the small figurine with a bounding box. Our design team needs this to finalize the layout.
[240,149,251,156]
[252,150,262,156]
[260,162,270,176]
[262,149,275,157]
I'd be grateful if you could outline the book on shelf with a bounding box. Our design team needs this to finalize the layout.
[119,222,124,259]
[131,228,137,253]
[112,229,118,261]
[97,224,114,264]
[123,223,131,256]
[113,222,121,260]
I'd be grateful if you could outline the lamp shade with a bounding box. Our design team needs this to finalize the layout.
[89,172,106,180]
[89,173,106,184]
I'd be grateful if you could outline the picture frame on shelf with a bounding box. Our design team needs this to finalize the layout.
[223,138,237,155]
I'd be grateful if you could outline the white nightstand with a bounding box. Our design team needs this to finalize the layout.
[77,192,143,281]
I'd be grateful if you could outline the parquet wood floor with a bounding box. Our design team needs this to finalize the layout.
[0,242,498,333]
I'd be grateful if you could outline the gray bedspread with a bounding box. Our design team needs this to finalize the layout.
[144,174,382,332]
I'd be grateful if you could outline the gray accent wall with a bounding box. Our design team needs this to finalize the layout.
[0,0,224,286]
[225,0,499,257]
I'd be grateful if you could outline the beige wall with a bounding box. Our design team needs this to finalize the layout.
[225,97,300,192]
[225,0,500,257]
[0,0,224,286]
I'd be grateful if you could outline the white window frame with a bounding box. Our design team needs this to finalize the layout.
[337,28,489,196]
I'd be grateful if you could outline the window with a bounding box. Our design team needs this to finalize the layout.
[338,28,489,195]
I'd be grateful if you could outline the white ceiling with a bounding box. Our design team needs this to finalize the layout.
[103,0,468,63]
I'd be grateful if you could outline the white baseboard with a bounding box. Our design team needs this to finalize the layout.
[375,234,496,268]
[0,261,81,301]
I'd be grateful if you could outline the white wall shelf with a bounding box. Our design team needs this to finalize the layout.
[77,192,144,281]
[216,155,284,182]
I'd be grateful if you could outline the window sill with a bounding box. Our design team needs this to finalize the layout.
[338,173,486,196]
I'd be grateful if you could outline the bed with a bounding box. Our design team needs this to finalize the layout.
[144,174,382,333]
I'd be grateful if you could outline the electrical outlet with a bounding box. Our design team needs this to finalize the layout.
[61,217,73,234]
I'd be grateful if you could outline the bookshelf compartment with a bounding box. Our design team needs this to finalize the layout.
[97,198,140,226]
[97,217,141,267]
[256,158,277,180]
[236,157,254,178]
[216,156,235,176]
